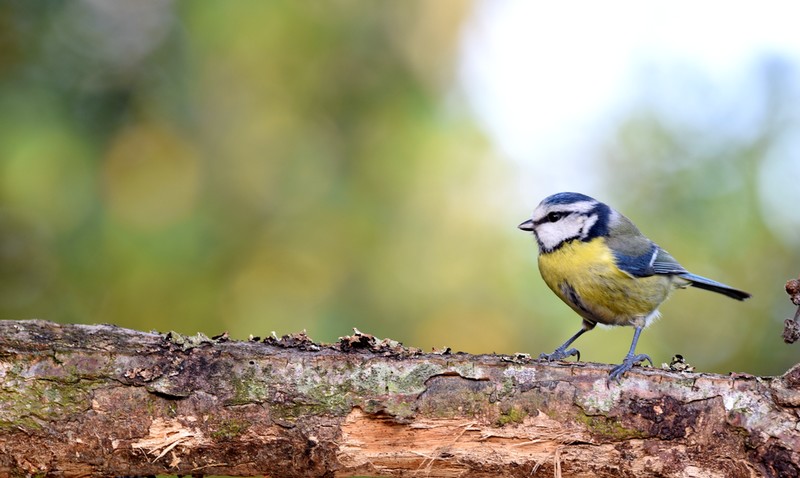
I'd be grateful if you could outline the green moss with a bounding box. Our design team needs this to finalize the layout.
[210,418,250,440]
[269,380,356,420]
[227,366,270,406]
[499,376,516,399]
[299,383,353,414]
[0,378,96,430]
[383,399,415,420]
[0,411,43,430]
[496,405,528,426]
[576,411,645,440]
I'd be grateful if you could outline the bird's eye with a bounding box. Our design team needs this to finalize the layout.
[547,212,564,222]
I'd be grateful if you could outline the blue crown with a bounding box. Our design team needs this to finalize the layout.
[541,192,597,206]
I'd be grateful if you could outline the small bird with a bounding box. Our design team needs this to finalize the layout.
[518,192,750,380]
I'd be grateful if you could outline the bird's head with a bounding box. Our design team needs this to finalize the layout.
[518,192,611,253]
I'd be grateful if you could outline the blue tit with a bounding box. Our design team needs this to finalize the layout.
[518,192,750,380]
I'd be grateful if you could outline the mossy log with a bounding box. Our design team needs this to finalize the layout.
[0,319,799,477]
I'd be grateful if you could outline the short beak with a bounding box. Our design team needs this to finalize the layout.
[518,219,534,231]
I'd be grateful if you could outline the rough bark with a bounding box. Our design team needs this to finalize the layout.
[0,319,798,478]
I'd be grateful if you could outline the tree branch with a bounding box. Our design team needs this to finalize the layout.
[0,319,798,477]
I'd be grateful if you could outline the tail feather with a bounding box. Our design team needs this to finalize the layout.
[679,273,751,301]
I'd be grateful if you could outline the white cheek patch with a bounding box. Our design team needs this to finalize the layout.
[580,214,598,237]
[535,215,586,251]
[535,223,567,251]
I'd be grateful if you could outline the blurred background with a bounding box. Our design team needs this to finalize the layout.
[0,0,798,376]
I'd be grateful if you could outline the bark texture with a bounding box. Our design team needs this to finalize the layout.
[0,319,799,477]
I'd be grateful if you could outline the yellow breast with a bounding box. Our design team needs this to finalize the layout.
[538,238,674,326]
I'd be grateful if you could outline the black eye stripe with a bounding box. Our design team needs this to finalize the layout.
[534,211,572,226]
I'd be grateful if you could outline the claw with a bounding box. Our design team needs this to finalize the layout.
[538,347,581,362]
[608,353,653,382]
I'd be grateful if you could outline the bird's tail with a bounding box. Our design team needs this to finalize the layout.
[679,273,751,301]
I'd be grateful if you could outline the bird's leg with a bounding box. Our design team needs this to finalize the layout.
[539,327,589,362]
[609,326,653,381]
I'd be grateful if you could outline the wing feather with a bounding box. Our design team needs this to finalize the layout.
[603,210,749,300]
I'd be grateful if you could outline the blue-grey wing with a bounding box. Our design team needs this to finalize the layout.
[613,244,687,278]
[612,240,750,300]
[605,212,688,278]
[650,247,689,275]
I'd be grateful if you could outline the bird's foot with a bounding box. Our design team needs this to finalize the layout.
[538,347,580,362]
[608,353,653,382]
